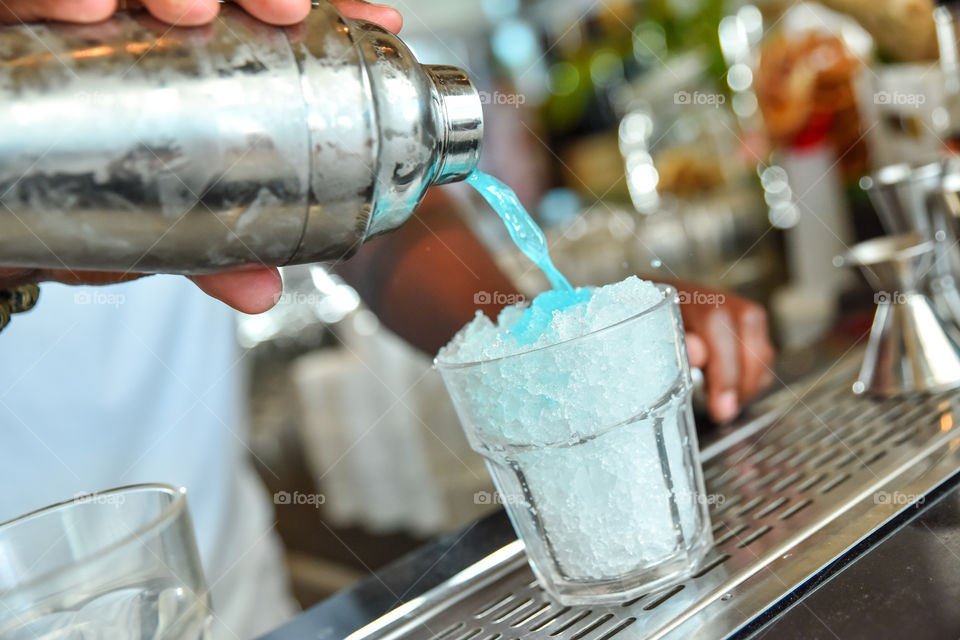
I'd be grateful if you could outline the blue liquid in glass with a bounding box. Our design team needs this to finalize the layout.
[467,171,572,292]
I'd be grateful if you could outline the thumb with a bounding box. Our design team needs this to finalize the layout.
[189,267,282,314]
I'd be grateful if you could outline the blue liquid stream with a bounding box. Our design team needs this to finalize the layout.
[467,170,592,345]
[467,171,573,292]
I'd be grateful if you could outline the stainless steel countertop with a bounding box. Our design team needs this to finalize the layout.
[261,340,960,640]
[261,477,960,640]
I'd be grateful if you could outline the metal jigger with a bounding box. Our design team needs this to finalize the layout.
[841,233,960,396]
[862,162,945,235]
[862,161,960,327]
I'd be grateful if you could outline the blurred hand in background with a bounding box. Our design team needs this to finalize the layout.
[678,282,776,423]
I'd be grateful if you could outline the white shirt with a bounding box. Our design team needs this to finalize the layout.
[0,275,296,639]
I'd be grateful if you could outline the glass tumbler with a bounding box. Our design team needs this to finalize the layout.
[436,285,713,605]
[0,484,212,639]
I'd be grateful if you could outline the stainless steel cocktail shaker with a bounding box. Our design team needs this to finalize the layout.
[0,3,483,273]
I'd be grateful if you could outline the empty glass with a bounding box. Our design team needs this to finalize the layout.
[0,484,212,639]
[436,285,713,605]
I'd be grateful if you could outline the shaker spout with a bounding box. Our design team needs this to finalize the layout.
[425,65,484,185]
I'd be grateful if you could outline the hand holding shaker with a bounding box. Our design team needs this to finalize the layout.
[0,2,482,273]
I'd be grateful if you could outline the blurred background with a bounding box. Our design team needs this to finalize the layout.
[242,0,944,607]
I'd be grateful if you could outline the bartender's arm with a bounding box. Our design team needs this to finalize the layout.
[337,189,776,424]
[0,0,401,315]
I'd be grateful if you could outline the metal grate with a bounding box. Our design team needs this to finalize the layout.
[351,358,960,640]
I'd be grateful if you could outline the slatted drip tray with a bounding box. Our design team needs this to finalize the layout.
[350,360,960,640]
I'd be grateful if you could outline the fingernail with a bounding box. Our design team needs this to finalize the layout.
[717,390,738,422]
